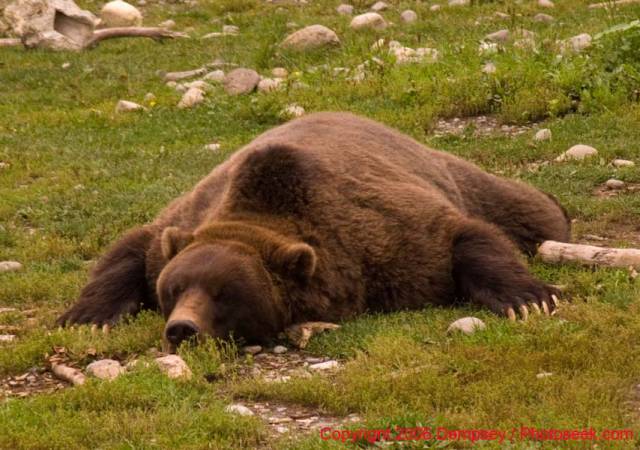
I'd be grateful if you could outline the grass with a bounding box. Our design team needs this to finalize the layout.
[1,0,640,448]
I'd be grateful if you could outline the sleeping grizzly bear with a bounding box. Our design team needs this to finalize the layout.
[57,112,570,346]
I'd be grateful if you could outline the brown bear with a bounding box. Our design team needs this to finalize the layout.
[57,112,570,346]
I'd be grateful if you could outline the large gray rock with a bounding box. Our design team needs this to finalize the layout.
[281,24,339,51]
[350,12,387,30]
[4,0,98,50]
[223,68,260,95]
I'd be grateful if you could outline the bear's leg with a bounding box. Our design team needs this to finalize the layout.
[56,227,156,326]
[451,219,559,319]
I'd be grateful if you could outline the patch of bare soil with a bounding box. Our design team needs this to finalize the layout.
[1,369,68,398]
[575,221,640,247]
[592,182,640,199]
[433,116,532,138]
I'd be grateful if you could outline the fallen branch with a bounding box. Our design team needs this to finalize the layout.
[51,363,86,386]
[538,240,640,269]
[85,27,188,48]
[0,38,22,47]
[589,0,640,8]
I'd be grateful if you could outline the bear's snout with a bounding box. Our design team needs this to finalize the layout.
[165,319,199,346]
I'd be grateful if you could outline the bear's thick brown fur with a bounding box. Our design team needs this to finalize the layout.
[57,112,570,344]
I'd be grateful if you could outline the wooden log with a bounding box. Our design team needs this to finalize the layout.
[538,240,640,268]
[51,363,86,386]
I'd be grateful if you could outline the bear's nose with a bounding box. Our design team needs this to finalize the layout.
[165,320,200,346]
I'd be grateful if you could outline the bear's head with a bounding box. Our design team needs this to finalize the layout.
[156,224,317,348]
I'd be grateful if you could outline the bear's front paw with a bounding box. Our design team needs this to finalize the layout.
[56,298,139,327]
[476,279,561,321]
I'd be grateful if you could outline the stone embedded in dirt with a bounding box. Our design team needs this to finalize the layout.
[281,24,339,51]
[115,100,145,113]
[534,128,552,141]
[0,334,16,342]
[223,68,260,95]
[533,13,554,23]
[485,29,509,43]
[158,19,175,28]
[605,179,626,190]
[561,33,592,53]
[177,87,205,108]
[203,69,225,83]
[243,345,262,355]
[448,0,469,6]
[257,77,283,93]
[272,345,288,354]
[612,159,635,168]
[86,359,125,380]
[556,144,598,161]
[271,67,288,78]
[0,261,22,273]
[336,3,353,15]
[225,404,254,416]
[536,371,553,379]
[538,0,554,7]
[481,61,497,74]
[370,1,388,12]
[309,360,339,371]
[100,0,142,28]
[350,12,387,31]
[447,317,486,335]
[400,9,417,23]
[163,67,207,82]
[155,354,192,379]
[204,142,220,152]
[281,104,305,119]
[430,4,441,11]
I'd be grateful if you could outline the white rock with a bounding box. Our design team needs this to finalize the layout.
[605,179,626,190]
[485,29,509,43]
[336,4,354,15]
[143,92,156,102]
[163,68,206,82]
[447,317,486,335]
[309,360,339,371]
[612,159,635,168]
[204,143,220,152]
[538,0,554,7]
[556,144,598,161]
[272,345,288,354]
[0,261,22,273]
[184,80,211,91]
[223,68,260,95]
[430,4,441,11]
[272,67,288,78]
[166,81,177,88]
[481,61,497,74]
[534,128,552,141]
[448,0,469,5]
[86,359,125,380]
[155,355,192,379]
[257,78,283,93]
[350,12,387,31]
[203,70,225,82]
[564,33,592,53]
[536,371,553,379]
[533,13,554,23]
[222,25,239,35]
[281,104,305,118]
[61,62,71,69]
[400,9,418,23]
[158,19,175,28]
[281,24,340,51]
[370,1,388,12]
[100,0,142,27]
[225,404,254,416]
[177,87,205,108]
[115,100,146,113]
[243,345,262,355]
[0,335,15,342]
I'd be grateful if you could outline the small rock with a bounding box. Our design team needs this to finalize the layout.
[430,4,441,11]
[275,425,289,433]
[143,92,156,102]
[309,360,339,371]
[272,67,288,78]
[536,371,553,379]
[184,80,211,91]
[225,404,254,416]
[243,345,262,355]
[478,41,498,55]
[86,359,125,380]
[534,128,552,141]
[281,25,340,51]
[100,0,142,27]
[281,104,305,119]
[159,19,175,28]
[447,317,486,335]
[350,13,387,31]
[0,261,22,273]
[481,61,497,74]
[257,78,283,93]
[204,143,221,152]
[177,87,205,109]
[61,62,71,69]
[538,0,554,7]
[222,25,239,35]
[400,9,418,23]
[494,11,510,19]
[272,345,288,354]
[533,13,554,23]
[605,179,626,190]
[115,100,145,113]
[155,355,192,379]
[612,159,635,168]
[448,0,469,5]
[370,1,388,12]
[223,68,260,95]
[203,70,225,83]
[166,81,177,88]
[164,68,207,82]
[485,29,509,43]
[336,4,354,15]
[562,33,592,53]
[556,144,598,161]
[0,335,15,343]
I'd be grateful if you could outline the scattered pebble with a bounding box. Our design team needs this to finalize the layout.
[225,404,255,416]
[481,61,497,74]
[86,359,125,380]
[494,11,510,19]
[538,0,554,7]
[203,70,225,83]
[281,25,340,51]
[308,360,339,371]
[164,68,207,82]
[556,144,598,161]
[243,345,263,355]
[223,68,260,95]
[533,13,554,23]
[257,78,283,93]
[177,87,205,109]
[448,0,470,6]
[536,372,553,379]
[370,1,389,12]
[100,0,143,27]
[612,159,635,168]
[605,179,626,190]
[271,67,288,78]
[61,62,71,69]
[222,25,239,35]
[447,317,486,335]
[534,128,552,141]
[400,10,417,23]
[281,104,305,119]
[336,4,354,15]
[430,4,441,11]
[158,19,175,28]
[350,13,387,31]
[115,100,146,113]
[0,261,22,273]
[272,345,288,354]
[0,335,15,343]
[204,142,221,152]
[143,92,156,102]
[478,41,498,55]
[155,355,192,379]
[485,29,509,43]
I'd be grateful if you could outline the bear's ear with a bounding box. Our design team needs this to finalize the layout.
[161,227,194,261]
[271,243,317,282]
